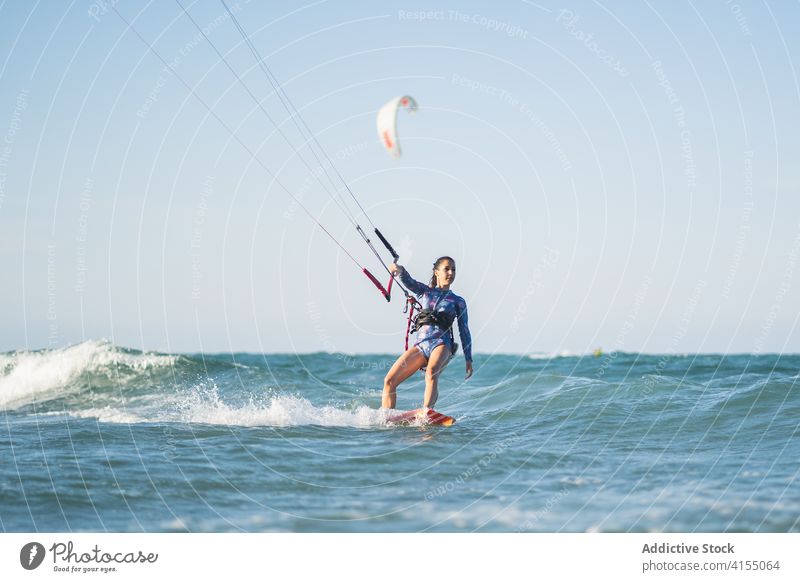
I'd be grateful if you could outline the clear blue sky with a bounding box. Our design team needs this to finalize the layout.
[1,0,798,355]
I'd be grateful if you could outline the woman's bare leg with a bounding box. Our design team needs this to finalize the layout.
[382,347,427,409]
[423,344,451,408]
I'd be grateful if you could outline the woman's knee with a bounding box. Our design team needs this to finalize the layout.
[426,360,449,382]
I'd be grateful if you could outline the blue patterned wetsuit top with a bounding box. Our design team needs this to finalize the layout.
[400,268,473,361]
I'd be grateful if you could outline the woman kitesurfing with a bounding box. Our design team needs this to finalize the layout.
[111,1,473,423]
[382,257,473,410]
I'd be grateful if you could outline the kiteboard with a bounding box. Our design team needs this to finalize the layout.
[385,408,455,427]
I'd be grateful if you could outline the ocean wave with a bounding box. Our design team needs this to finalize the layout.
[4,341,797,435]
[0,340,176,410]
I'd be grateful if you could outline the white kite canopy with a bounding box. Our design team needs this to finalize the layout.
[376,95,418,159]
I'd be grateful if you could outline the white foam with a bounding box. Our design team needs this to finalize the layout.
[174,387,386,428]
[65,390,402,427]
[0,340,176,410]
[66,407,145,424]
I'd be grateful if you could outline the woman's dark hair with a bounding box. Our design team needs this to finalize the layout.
[429,256,456,288]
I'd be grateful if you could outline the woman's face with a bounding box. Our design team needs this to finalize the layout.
[436,260,456,287]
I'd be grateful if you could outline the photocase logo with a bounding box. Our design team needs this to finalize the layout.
[20,542,46,570]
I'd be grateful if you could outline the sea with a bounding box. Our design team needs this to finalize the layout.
[1,340,798,532]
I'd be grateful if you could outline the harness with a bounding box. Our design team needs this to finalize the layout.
[404,301,459,355]
[410,308,451,333]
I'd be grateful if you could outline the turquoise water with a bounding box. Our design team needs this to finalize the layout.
[1,340,798,532]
